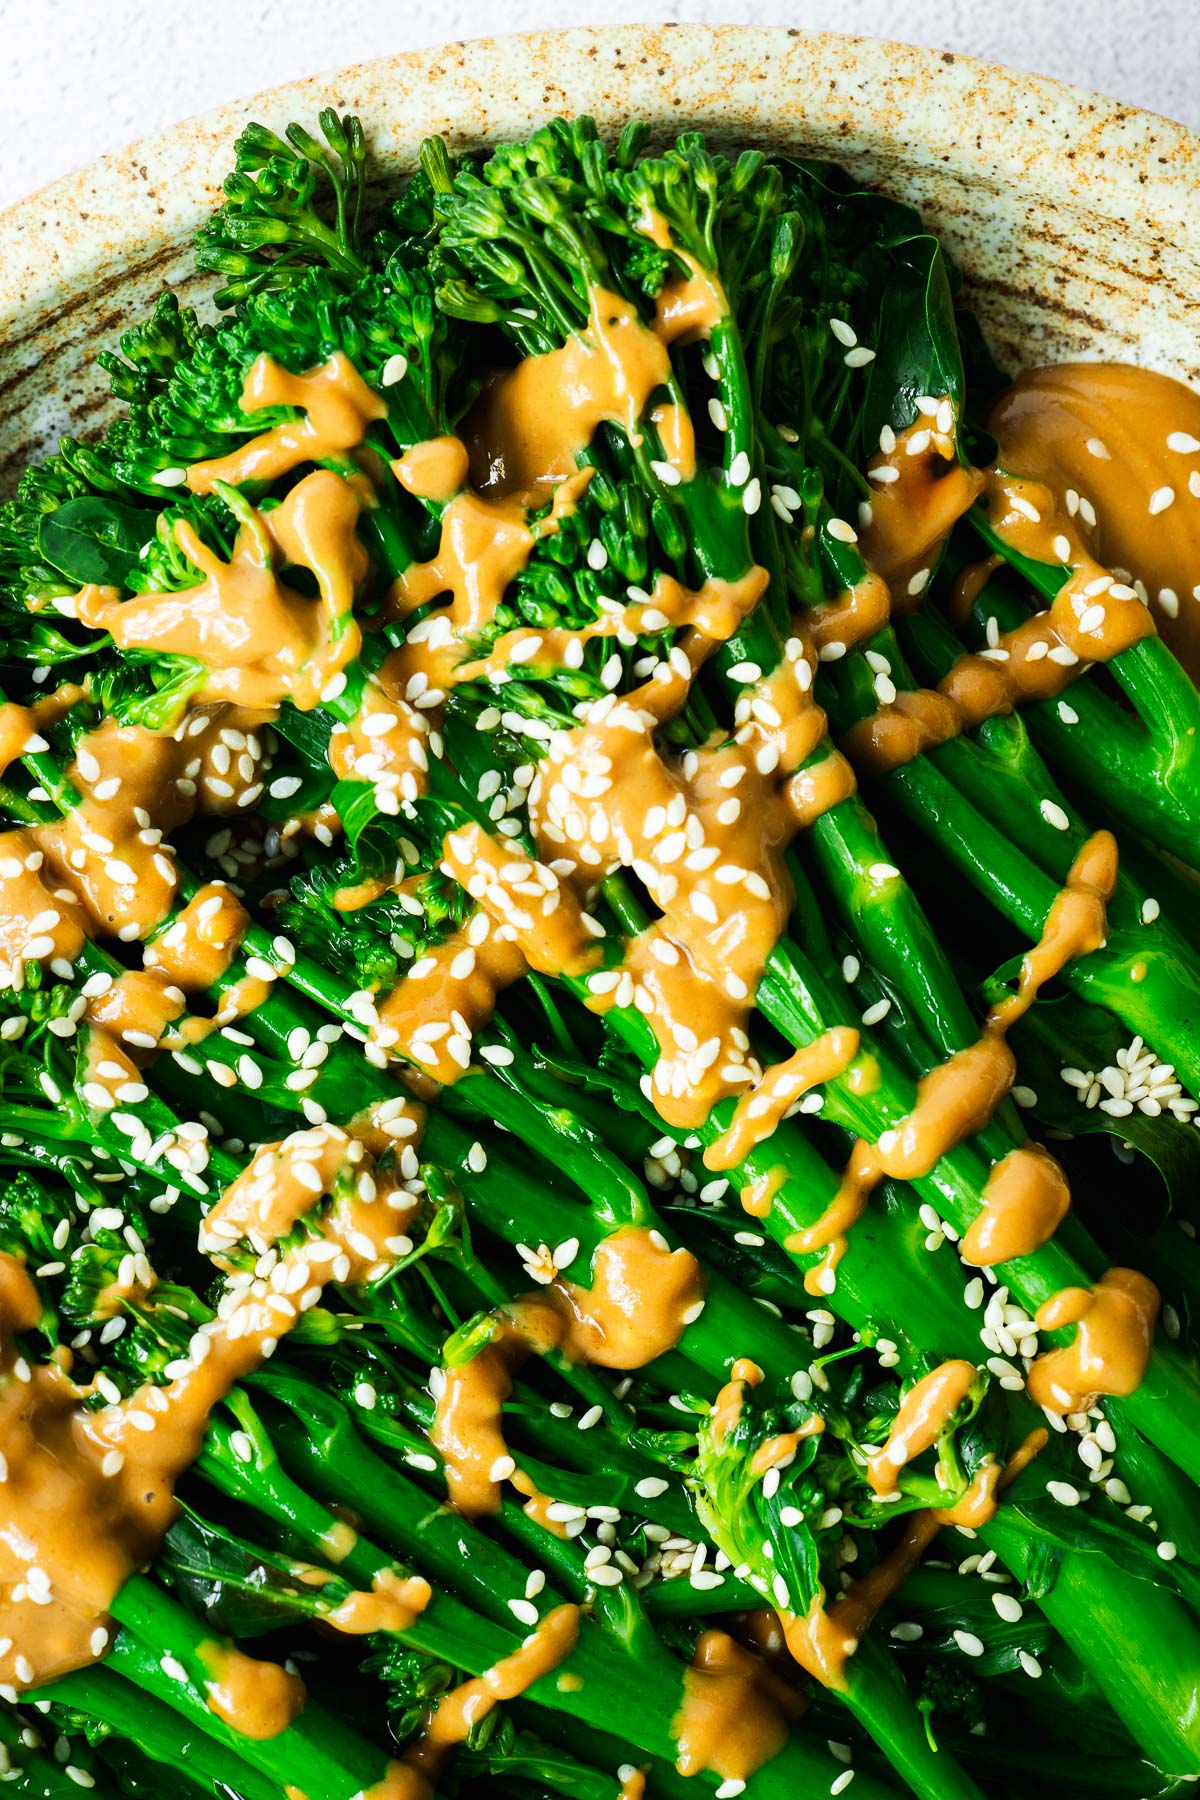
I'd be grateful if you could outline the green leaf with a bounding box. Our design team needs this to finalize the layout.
[331,776,386,855]
[859,234,964,446]
[38,496,153,588]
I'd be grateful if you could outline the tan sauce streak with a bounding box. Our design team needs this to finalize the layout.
[709,1357,764,1449]
[704,1027,860,1171]
[854,471,1157,775]
[186,353,388,493]
[532,639,829,1129]
[740,1166,787,1220]
[988,362,1200,678]
[1028,1269,1160,1414]
[198,1638,306,1739]
[0,684,85,775]
[405,1605,580,1780]
[786,832,1115,1287]
[324,1571,433,1637]
[0,1191,390,1695]
[865,1360,976,1496]
[947,554,1004,629]
[78,472,366,713]
[373,914,527,1088]
[860,414,983,601]
[750,1418,825,1478]
[432,1231,704,1514]
[554,1227,706,1369]
[671,1630,803,1783]
[463,287,672,498]
[200,1109,425,1285]
[0,707,268,1009]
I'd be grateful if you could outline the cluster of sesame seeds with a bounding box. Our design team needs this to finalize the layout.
[1061,1036,1198,1124]
[329,687,433,818]
[516,1237,580,1285]
[828,317,876,371]
[972,1280,1038,1391]
[636,1527,729,1594]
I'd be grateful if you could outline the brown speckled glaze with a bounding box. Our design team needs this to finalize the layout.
[1,25,1197,493]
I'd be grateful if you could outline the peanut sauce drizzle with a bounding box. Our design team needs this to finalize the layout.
[432,1229,705,1515]
[847,394,1170,778]
[987,362,1200,678]
[705,1356,1033,1693]
[784,831,1118,1291]
[404,1604,580,1782]
[197,1638,307,1739]
[76,470,367,713]
[528,642,840,1128]
[0,705,266,983]
[671,1629,804,1784]
[185,352,388,494]
[865,1360,976,1496]
[316,1568,433,1637]
[462,286,674,497]
[1028,1268,1160,1415]
[703,1026,860,1172]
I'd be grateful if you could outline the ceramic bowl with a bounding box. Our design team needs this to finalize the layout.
[1,23,1197,495]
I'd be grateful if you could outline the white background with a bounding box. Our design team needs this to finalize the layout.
[0,0,1194,210]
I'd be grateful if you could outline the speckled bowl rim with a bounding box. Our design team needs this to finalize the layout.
[1,23,1197,485]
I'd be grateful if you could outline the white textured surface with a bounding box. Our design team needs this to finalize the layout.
[0,0,1193,210]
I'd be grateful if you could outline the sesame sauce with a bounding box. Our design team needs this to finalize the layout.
[77,470,368,712]
[404,1604,580,1781]
[671,1628,805,1784]
[987,362,1200,678]
[865,1360,977,1496]
[185,352,388,495]
[846,384,1185,776]
[432,1229,705,1515]
[321,1570,433,1636]
[1029,1268,1160,1415]
[197,1638,308,1739]
[782,1426,1048,1691]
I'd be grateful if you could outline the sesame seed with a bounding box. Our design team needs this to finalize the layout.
[1149,486,1175,515]
[1047,1480,1081,1506]
[890,1621,923,1642]
[1039,799,1070,831]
